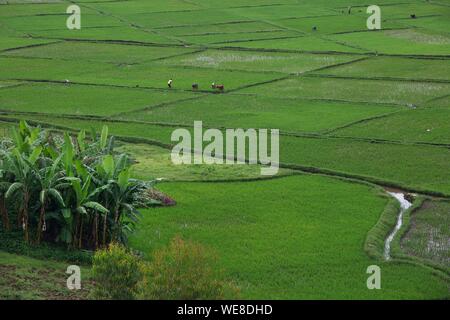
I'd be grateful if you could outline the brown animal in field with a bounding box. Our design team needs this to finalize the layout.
[211,82,224,92]
[192,83,199,91]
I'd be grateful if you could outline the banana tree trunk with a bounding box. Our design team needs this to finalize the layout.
[0,196,10,231]
[17,207,22,229]
[114,207,120,240]
[36,204,45,244]
[102,212,108,247]
[93,213,99,250]
[78,216,83,249]
[72,215,78,250]
[23,192,30,243]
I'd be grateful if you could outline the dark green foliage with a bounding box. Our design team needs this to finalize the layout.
[0,231,92,265]
[0,121,158,250]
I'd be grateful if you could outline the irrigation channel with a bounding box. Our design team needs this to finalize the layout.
[384,192,413,261]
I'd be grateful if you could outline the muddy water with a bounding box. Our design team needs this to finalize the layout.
[384,192,413,261]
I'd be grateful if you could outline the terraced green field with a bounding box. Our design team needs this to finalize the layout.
[130,176,449,299]
[0,0,449,300]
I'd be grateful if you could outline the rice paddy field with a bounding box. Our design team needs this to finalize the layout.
[0,0,449,300]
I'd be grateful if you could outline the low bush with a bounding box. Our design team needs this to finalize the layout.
[139,236,239,300]
[91,237,238,300]
[91,243,144,300]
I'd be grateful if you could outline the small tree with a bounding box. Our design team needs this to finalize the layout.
[92,243,144,300]
[3,147,41,243]
[35,155,65,244]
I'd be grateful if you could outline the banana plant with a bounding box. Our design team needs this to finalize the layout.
[92,154,139,244]
[12,121,42,156]
[109,167,142,245]
[2,145,41,243]
[35,154,66,244]
[0,121,155,249]
[67,174,109,249]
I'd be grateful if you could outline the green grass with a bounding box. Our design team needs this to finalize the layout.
[328,29,450,56]
[0,251,93,300]
[0,36,57,52]
[158,21,280,37]
[188,0,299,9]
[280,135,450,195]
[239,76,450,106]
[333,107,450,144]
[226,4,334,20]
[31,27,178,44]
[217,35,366,53]
[0,82,198,116]
[0,3,68,17]
[273,14,403,35]
[2,41,200,64]
[117,94,399,133]
[129,175,449,299]
[116,142,293,182]
[1,116,178,145]
[313,56,450,81]
[1,13,122,32]
[81,62,283,90]
[0,56,284,91]
[91,0,201,14]
[397,15,450,35]
[0,56,118,83]
[158,49,358,74]
[0,80,23,89]
[367,3,450,20]
[125,9,251,29]
[426,94,450,107]
[181,30,300,45]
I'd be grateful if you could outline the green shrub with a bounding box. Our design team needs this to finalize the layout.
[139,236,239,300]
[92,243,144,300]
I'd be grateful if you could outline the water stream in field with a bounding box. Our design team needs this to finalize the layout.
[384,192,413,261]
